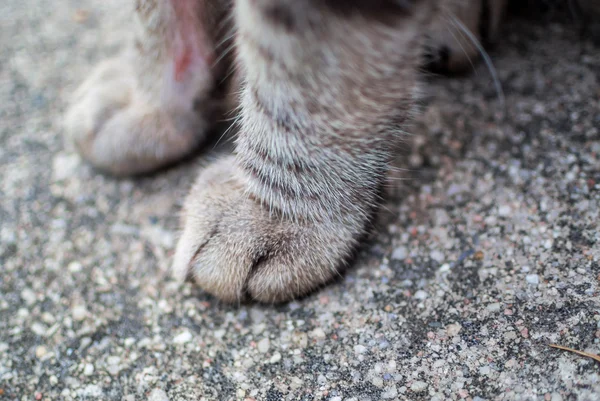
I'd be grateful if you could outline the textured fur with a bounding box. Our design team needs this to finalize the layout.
[64,0,232,175]
[65,0,596,302]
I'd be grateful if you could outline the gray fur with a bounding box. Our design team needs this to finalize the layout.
[65,0,529,302]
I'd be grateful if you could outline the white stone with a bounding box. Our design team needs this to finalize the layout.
[410,381,428,393]
[381,386,398,399]
[21,288,37,306]
[526,274,540,285]
[269,352,282,364]
[257,338,270,353]
[35,346,48,358]
[80,384,103,398]
[354,344,368,354]
[41,312,56,324]
[309,327,326,339]
[68,261,82,273]
[371,376,384,388]
[148,389,169,401]
[498,205,511,217]
[446,323,462,337]
[430,250,444,263]
[83,363,94,376]
[31,322,47,336]
[173,331,193,345]
[52,153,80,182]
[106,356,121,375]
[392,247,408,260]
[72,304,88,321]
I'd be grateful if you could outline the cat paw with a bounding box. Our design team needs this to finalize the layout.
[64,55,212,176]
[172,156,359,303]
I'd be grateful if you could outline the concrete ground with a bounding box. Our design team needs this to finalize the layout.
[1,1,599,400]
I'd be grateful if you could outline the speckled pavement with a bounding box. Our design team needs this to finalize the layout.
[1,2,599,400]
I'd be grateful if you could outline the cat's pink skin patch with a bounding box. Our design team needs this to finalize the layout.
[171,0,214,82]
[175,47,193,82]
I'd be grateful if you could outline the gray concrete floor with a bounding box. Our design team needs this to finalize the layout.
[1,1,599,400]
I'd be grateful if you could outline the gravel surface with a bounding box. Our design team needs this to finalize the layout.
[1,1,599,400]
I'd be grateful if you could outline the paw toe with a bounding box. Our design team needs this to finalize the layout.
[173,157,357,303]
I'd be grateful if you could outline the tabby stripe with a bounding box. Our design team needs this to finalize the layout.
[249,86,305,134]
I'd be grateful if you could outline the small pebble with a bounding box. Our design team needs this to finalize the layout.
[21,288,36,306]
[257,338,270,353]
[72,304,88,321]
[410,381,428,393]
[381,385,398,399]
[31,322,47,336]
[41,312,55,324]
[526,274,540,285]
[83,363,94,376]
[52,153,80,181]
[269,352,282,364]
[371,376,384,388]
[148,389,169,401]
[35,346,48,359]
[68,261,82,273]
[309,327,326,339]
[354,344,368,354]
[446,323,462,337]
[498,205,511,216]
[173,331,193,345]
[430,250,444,263]
[392,247,408,260]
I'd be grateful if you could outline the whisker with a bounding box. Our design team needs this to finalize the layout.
[213,114,242,148]
[444,17,476,73]
[212,41,237,69]
[447,14,506,113]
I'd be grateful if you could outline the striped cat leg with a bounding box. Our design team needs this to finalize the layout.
[173,0,435,302]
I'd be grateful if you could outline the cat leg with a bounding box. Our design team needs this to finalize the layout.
[65,0,232,176]
[173,0,434,302]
